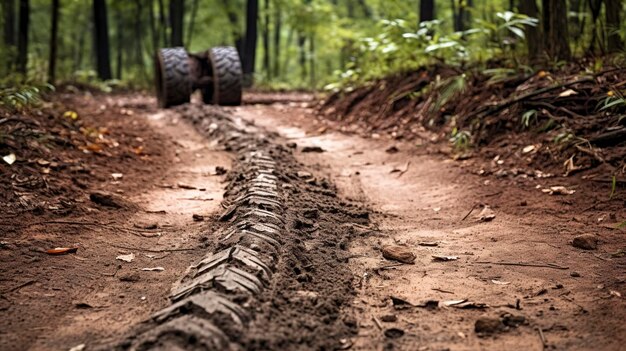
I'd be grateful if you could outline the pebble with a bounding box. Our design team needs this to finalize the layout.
[475,317,503,334]
[572,234,598,250]
[382,245,416,264]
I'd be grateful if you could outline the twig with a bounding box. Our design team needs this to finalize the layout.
[398,161,411,177]
[461,204,478,221]
[110,244,198,253]
[431,288,455,294]
[2,279,37,294]
[372,315,383,331]
[536,327,547,349]
[474,261,569,270]
[574,144,604,163]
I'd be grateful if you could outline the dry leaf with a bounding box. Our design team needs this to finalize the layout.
[432,255,459,262]
[111,173,123,180]
[542,186,575,195]
[558,89,577,97]
[442,299,467,306]
[116,253,135,262]
[491,279,511,285]
[478,206,496,222]
[2,153,16,165]
[522,145,536,154]
[142,267,165,272]
[46,247,78,255]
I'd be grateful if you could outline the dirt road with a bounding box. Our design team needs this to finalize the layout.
[1,94,625,350]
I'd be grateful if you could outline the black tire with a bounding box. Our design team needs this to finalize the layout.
[204,46,242,106]
[155,47,191,108]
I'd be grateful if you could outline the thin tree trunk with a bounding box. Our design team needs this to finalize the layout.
[93,0,112,80]
[158,0,168,46]
[544,0,571,60]
[220,0,243,56]
[262,0,270,79]
[169,0,184,46]
[242,0,258,85]
[148,0,158,53]
[519,0,541,61]
[297,32,306,82]
[586,0,603,54]
[48,0,60,83]
[186,0,199,47]
[272,6,281,78]
[17,0,29,75]
[605,0,623,52]
[135,0,144,68]
[309,33,315,88]
[116,7,123,79]
[2,0,16,72]
[419,0,435,22]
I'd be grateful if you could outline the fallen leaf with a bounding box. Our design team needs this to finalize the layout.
[141,267,165,272]
[542,186,575,195]
[63,111,79,120]
[563,156,582,176]
[432,255,459,262]
[46,247,78,255]
[522,145,536,154]
[453,301,489,309]
[558,89,578,97]
[111,173,123,180]
[418,242,438,247]
[68,344,85,351]
[610,290,622,298]
[85,143,103,152]
[177,183,197,190]
[478,206,496,222]
[116,253,135,262]
[442,299,467,306]
[2,153,16,165]
[491,279,511,285]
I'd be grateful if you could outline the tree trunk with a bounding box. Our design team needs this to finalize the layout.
[148,0,158,53]
[309,33,315,88]
[262,0,270,80]
[48,0,60,84]
[586,0,602,53]
[605,0,623,53]
[17,0,29,75]
[297,32,306,81]
[169,0,184,46]
[242,0,258,85]
[116,7,123,79]
[2,0,16,72]
[419,0,435,22]
[93,0,112,80]
[186,0,199,46]
[518,0,541,61]
[543,0,570,60]
[220,0,243,57]
[157,0,168,46]
[272,6,281,78]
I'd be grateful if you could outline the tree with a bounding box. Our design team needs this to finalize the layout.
[48,0,60,84]
[519,0,541,60]
[17,0,29,75]
[242,0,258,85]
[272,5,281,78]
[93,0,112,80]
[543,0,570,60]
[170,0,184,46]
[419,0,435,23]
[605,0,624,53]
[262,0,270,79]
[2,0,16,72]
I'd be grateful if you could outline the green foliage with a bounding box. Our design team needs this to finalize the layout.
[450,128,471,150]
[521,109,538,128]
[0,82,54,112]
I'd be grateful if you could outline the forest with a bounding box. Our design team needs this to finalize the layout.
[0,0,624,92]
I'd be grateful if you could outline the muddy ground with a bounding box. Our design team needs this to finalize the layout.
[1,91,625,351]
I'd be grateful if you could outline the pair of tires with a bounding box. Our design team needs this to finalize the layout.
[155,46,243,108]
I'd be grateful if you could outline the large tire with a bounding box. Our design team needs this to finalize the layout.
[204,46,242,106]
[155,47,191,108]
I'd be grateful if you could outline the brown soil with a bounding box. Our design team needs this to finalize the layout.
[1,89,625,351]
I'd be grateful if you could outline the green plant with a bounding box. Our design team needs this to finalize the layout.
[610,175,617,199]
[0,83,54,112]
[521,109,538,128]
[431,74,468,112]
[450,128,471,150]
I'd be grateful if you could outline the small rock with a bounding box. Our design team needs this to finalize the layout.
[214,166,227,175]
[301,146,325,153]
[477,206,496,222]
[384,328,405,339]
[192,214,204,221]
[475,317,503,334]
[570,271,581,277]
[572,234,598,250]
[380,314,397,322]
[382,245,416,264]
[502,314,526,327]
[90,191,124,208]
[385,146,399,154]
[119,273,140,282]
[286,142,297,149]
[297,171,312,178]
